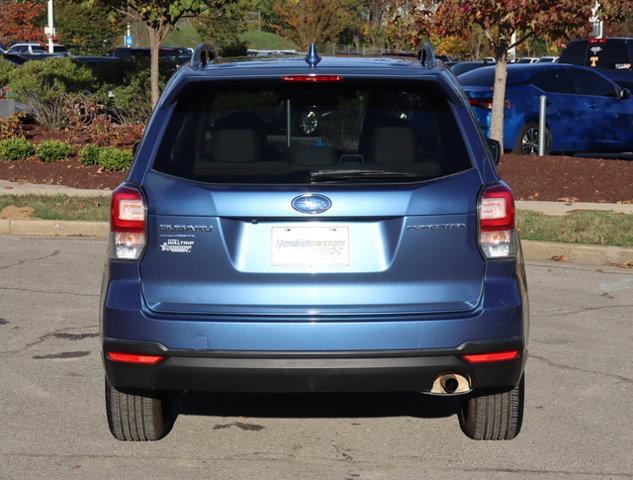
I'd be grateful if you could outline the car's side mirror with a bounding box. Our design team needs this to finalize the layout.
[619,88,631,100]
[132,141,140,157]
[487,139,501,165]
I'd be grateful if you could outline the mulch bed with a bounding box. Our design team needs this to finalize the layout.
[0,149,632,202]
[499,154,633,203]
[0,157,125,190]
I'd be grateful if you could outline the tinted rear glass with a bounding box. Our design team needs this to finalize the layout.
[589,42,631,69]
[153,80,472,184]
[559,41,587,64]
[457,67,496,86]
[561,40,632,69]
[450,63,486,76]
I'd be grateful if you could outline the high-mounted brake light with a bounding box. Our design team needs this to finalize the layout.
[281,74,344,83]
[478,184,517,259]
[588,37,607,44]
[462,350,520,364]
[106,352,164,365]
[110,184,146,260]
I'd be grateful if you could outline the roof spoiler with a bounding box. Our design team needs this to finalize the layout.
[418,41,438,67]
[190,43,217,69]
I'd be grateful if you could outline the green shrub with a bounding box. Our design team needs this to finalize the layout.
[97,147,133,171]
[37,140,74,162]
[7,58,95,129]
[79,144,102,166]
[0,138,35,161]
[0,58,18,89]
[102,70,155,125]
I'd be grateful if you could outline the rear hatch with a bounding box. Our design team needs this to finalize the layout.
[139,78,485,318]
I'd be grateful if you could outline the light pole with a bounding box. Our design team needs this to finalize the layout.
[44,0,55,53]
[591,1,604,38]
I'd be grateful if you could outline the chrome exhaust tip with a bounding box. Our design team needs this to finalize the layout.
[429,373,471,395]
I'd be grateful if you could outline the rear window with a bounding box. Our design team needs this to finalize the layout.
[590,42,631,69]
[456,67,496,86]
[560,40,632,70]
[153,80,472,184]
[559,41,587,65]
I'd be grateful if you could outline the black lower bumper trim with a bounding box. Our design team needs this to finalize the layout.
[103,337,526,393]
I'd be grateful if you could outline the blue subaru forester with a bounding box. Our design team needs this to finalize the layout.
[101,44,528,441]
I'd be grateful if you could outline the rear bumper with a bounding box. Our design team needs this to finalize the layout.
[103,337,526,393]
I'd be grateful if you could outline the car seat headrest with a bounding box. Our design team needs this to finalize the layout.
[371,125,416,165]
[211,129,260,163]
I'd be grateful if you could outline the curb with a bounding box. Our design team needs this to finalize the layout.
[1,219,632,266]
[521,240,633,266]
[0,219,108,237]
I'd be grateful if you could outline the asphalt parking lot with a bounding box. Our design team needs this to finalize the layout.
[0,236,632,480]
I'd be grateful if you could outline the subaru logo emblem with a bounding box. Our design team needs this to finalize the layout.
[291,194,332,214]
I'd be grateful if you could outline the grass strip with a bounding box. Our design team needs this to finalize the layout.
[0,195,109,222]
[517,210,633,248]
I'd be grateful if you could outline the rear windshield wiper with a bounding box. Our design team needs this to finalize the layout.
[309,169,424,183]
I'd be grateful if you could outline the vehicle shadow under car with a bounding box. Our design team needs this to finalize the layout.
[171,391,462,420]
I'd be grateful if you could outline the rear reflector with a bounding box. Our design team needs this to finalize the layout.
[462,350,520,364]
[281,74,343,82]
[106,352,164,365]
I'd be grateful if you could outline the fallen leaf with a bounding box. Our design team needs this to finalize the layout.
[607,261,633,269]
[550,255,568,262]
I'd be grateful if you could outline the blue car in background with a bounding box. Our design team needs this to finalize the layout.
[458,63,633,154]
[101,44,528,442]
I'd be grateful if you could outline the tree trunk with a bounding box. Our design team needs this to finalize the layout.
[489,50,508,149]
[148,27,162,107]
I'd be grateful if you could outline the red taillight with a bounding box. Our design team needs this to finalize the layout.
[106,352,164,365]
[478,184,517,259]
[589,37,607,44]
[479,185,515,231]
[462,350,520,364]
[110,184,146,260]
[281,74,344,82]
[468,98,492,110]
[468,98,511,110]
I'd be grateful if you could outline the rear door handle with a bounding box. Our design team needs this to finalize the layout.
[585,103,598,110]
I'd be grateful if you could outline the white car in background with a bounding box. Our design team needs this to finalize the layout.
[516,57,539,63]
[6,43,47,55]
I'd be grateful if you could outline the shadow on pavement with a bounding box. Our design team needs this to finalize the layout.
[172,391,461,420]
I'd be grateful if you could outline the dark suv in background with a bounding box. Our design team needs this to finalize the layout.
[559,38,633,89]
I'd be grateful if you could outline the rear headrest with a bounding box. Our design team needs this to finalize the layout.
[371,126,416,165]
[211,129,260,163]
[291,145,337,166]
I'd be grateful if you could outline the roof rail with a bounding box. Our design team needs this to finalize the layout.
[190,43,217,69]
[418,41,437,67]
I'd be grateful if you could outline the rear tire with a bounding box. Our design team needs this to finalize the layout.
[458,375,524,440]
[105,377,173,441]
[515,122,551,155]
